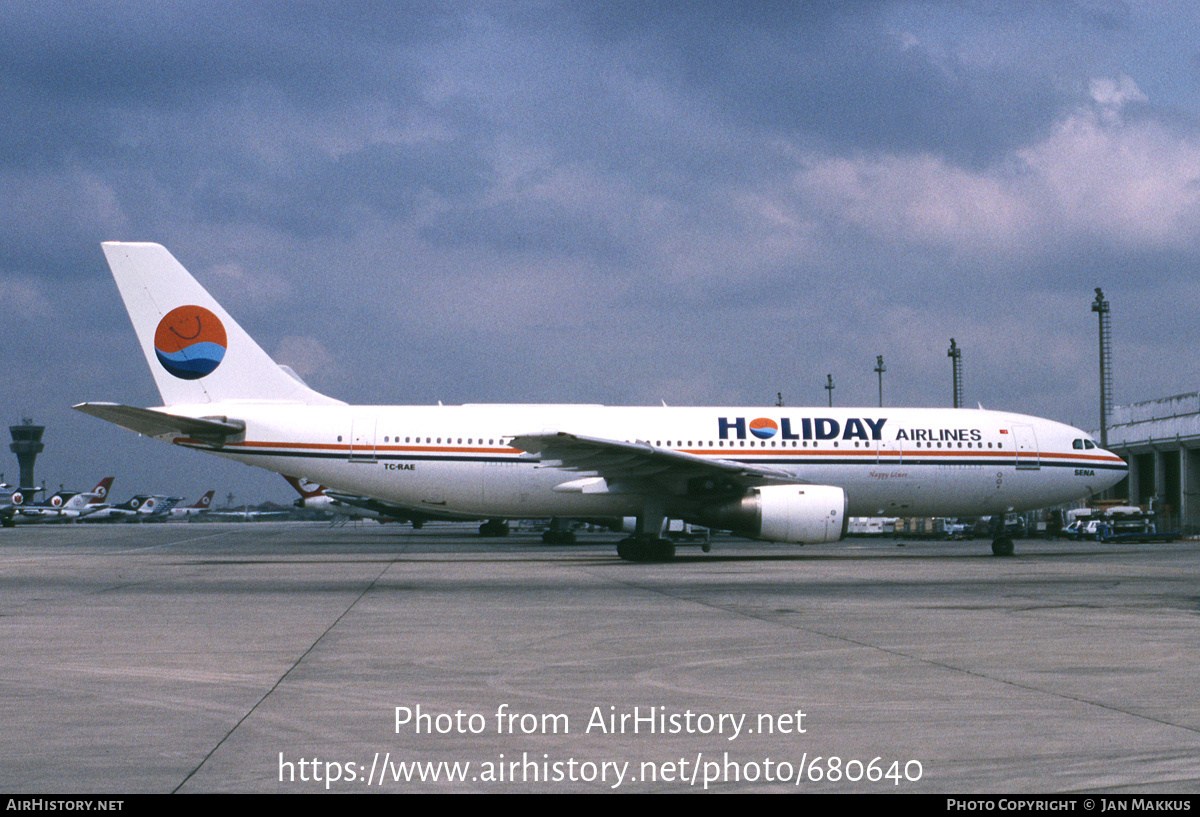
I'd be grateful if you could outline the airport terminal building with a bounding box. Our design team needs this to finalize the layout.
[1106,392,1200,536]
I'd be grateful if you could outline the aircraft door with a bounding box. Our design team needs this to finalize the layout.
[876,436,902,466]
[1011,424,1040,470]
[349,416,377,462]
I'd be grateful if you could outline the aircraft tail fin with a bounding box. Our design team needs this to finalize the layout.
[283,475,327,500]
[58,477,115,511]
[100,242,343,407]
[87,477,114,504]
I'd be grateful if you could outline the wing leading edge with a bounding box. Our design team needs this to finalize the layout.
[509,430,803,492]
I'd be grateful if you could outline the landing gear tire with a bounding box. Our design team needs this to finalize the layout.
[479,519,510,537]
[616,536,675,562]
[991,536,1015,557]
[542,529,576,545]
[617,537,636,561]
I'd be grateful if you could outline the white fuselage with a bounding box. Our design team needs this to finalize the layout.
[167,403,1127,522]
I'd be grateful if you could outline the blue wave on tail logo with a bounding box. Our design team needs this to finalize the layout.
[154,305,227,380]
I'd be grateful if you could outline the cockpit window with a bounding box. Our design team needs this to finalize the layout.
[1073,439,1083,449]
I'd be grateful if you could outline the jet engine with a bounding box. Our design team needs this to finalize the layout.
[691,484,848,544]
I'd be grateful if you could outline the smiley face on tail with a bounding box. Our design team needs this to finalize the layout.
[153,305,228,379]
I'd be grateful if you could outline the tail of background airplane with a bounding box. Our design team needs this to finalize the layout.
[99,242,342,407]
[68,477,114,510]
[283,475,327,502]
[85,477,114,504]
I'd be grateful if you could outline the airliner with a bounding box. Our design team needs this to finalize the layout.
[0,484,40,527]
[169,490,215,519]
[75,243,1128,559]
[81,493,181,522]
[4,477,114,524]
[285,476,411,525]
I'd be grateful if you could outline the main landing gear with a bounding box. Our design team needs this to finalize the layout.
[989,515,1016,557]
[616,536,676,562]
[541,517,577,545]
[616,506,676,561]
[479,519,509,537]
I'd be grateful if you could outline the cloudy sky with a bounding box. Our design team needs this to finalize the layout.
[3,1,1199,504]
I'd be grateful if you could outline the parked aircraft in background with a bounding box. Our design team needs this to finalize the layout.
[284,475,505,531]
[0,483,40,527]
[168,490,215,519]
[77,243,1127,559]
[82,494,180,522]
[3,478,114,524]
[285,476,404,525]
[204,504,290,521]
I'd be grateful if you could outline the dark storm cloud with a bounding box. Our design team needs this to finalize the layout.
[567,1,1067,169]
[0,1,450,103]
[0,1,451,174]
[1072,0,1132,32]
[0,2,498,273]
[192,138,495,238]
[422,199,632,262]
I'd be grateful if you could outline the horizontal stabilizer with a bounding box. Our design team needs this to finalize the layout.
[73,402,244,446]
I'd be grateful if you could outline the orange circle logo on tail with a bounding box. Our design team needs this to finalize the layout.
[154,306,228,379]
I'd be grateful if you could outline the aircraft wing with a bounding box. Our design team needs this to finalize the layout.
[73,403,244,446]
[508,431,802,491]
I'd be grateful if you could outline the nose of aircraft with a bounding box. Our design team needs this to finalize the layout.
[1096,445,1129,491]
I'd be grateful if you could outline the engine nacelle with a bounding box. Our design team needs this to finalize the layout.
[692,484,848,544]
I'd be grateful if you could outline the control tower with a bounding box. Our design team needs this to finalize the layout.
[9,418,45,488]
